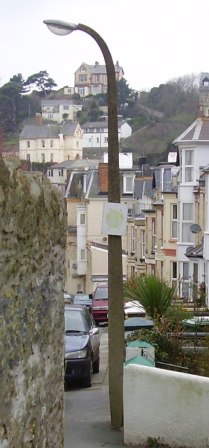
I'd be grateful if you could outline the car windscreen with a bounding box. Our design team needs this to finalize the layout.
[65,309,87,333]
[93,287,108,300]
[74,295,91,303]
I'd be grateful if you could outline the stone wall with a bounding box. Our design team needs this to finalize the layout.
[0,157,66,447]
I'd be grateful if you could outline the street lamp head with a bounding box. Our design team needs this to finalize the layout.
[43,19,78,36]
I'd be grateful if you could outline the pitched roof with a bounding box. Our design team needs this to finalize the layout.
[19,122,79,139]
[82,119,126,130]
[41,99,74,106]
[173,117,209,144]
[83,62,123,75]
[50,159,100,170]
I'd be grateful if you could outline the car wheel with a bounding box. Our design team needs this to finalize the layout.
[92,357,100,374]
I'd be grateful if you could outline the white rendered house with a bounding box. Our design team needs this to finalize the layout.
[82,119,132,149]
[19,121,83,164]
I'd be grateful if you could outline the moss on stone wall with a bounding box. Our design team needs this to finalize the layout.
[0,156,66,447]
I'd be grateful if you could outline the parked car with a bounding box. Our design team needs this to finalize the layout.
[64,304,100,388]
[92,283,146,324]
[73,293,92,309]
[124,300,146,319]
[92,283,108,324]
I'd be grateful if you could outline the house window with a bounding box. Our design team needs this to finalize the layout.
[182,262,189,299]
[41,140,45,148]
[171,261,177,289]
[171,204,177,239]
[182,203,194,243]
[185,150,194,182]
[63,105,69,110]
[104,136,108,142]
[50,140,53,148]
[80,249,86,261]
[95,74,100,82]
[80,213,86,225]
[78,88,85,96]
[79,74,87,82]
[27,140,30,148]
[26,154,30,161]
[41,153,45,163]
[96,137,99,143]
[131,226,135,253]
[48,169,53,177]
[124,176,133,194]
[59,169,64,177]
[151,219,156,253]
[50,153,53,162]
[140,229,145,258]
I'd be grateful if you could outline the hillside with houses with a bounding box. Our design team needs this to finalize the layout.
[1,62,209,311]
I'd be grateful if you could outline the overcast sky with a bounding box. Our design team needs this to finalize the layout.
[0,0,208,92]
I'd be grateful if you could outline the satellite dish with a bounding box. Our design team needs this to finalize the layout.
[190,224,201,234]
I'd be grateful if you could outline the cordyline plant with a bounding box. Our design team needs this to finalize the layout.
[123,274,176,320]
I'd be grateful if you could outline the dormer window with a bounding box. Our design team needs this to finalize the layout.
[123,175,134,194]
[203,77,209,87]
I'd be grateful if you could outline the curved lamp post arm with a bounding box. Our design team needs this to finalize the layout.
[77,24,120,203]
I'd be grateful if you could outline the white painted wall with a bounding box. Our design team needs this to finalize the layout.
[124,364,209,448]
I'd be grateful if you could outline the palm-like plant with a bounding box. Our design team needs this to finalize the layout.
[124,275,176,320]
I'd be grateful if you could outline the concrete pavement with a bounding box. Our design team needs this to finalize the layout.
[64,332,124,447]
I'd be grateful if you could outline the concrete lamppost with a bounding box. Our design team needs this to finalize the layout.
[43,19,124,428]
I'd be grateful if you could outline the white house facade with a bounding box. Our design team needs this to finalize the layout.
[82,119,132,148]
[173,73,209,304]
[41,99,82,123]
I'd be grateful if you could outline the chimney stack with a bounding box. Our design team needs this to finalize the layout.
[98,163,108,193]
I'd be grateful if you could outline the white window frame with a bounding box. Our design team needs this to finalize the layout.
[182,262,190,299]
[80,213,86,225]
[131,226,135,253]
[171,204,177,239]
[140,229,145,258]
[182,203,194,243]
[151,219,156,253]
[184,149,194,183]
[124,175,133,194]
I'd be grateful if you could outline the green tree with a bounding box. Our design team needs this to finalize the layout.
[24,70,57,96]
[0,93,16,132]
[124,275,176,319]
[116,78,136,113]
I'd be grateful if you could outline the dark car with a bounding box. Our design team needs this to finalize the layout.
[64,304,100,387]
[92,283,108,324]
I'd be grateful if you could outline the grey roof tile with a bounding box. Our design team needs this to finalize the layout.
[19,122,79,139]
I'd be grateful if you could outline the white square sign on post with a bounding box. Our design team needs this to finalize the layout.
[102,202,128,236]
